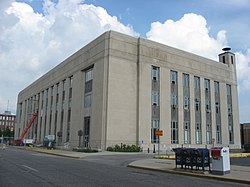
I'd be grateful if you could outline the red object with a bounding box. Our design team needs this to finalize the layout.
[18,112,38,141]
[211,148,221,157]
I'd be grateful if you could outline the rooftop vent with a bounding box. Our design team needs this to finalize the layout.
[222,47,231,52]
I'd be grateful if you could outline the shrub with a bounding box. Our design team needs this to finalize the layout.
[106,146,113,151]
[243,144,250,153]
[75,148,98,153]
[106,144,141,152]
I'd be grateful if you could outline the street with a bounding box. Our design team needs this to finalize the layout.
[0,147,248,187]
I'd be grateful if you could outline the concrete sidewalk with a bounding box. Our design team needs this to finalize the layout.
[25,147,144,158]
[24,147,250,185]
[128,159,250,185]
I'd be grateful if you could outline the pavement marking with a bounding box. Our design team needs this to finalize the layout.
[21,165,39,172]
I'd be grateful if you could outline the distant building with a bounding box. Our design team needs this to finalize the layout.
[0,111,16,132]
[15,31,241,151]
[240,123,250,146]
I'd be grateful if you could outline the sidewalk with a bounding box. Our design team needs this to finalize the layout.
[24,147,143,159]
[128,159,250,185]
[25,147,250,185]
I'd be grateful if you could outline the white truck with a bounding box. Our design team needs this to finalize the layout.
[22,139,34,146]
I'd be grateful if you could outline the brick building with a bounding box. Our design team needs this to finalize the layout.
[0,111,16,132]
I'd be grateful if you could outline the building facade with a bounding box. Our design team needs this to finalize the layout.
[0,111,16,132]
[15,31,241,151]
[241,123,250,146]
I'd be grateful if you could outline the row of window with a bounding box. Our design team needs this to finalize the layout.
[0,116,16,121]
[19,67,93,142]
[152,66,233,145]
[0,122,15,126]
[151,66,160,143]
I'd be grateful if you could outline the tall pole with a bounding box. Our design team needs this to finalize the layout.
[158,137,160,155]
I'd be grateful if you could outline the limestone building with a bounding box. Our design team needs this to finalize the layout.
[15,31,241,151]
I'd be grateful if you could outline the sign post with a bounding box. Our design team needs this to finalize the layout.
[155,130,163,155]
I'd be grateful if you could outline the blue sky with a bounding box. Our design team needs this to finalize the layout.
[1,0,250,122]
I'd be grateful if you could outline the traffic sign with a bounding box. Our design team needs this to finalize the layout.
[155,130,163,136]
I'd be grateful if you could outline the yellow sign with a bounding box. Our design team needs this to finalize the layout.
[155,130,163,136]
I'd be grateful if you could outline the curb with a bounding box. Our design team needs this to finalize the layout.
[127,164,250,185]
[25,148,82,159]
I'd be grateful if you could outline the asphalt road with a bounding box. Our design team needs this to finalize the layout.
[0,147,248,187]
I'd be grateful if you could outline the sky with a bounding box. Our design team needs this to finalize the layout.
[0,0,250,123]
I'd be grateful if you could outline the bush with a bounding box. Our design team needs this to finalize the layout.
[243,144,250,153]
[106,144,141,152]
[75,148,98,153]
[106,146,113,151]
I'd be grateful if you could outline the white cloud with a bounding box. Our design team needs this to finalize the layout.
[146,13,227,60]
[1,0,250,124]
[236,49,250,92]
[0,0,137,114]
[146,13,250,123]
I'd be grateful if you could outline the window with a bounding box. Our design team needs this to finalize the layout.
[171,121,178,144]
[69,76,73,101]
[194,76,200,89]
[215,102,220,113]
[206,100,210,111]
[56,94,59,111]
[195,99,200,111]
[214,81,219,93]
[152,66,160,80]
[195,123,202,144]
[151,66,160,144]
[222,56,226,63]
[184,96,189,109]
[69,76,73,88]
[66,109,71,142]
[85,69,93,82]
[216,125,222,144]
[84,94,92,108]
[51,86,54,96]
[205,79,210,91]
[151,128,159,143]
[227,84,234,144]
[184,122,190,144]
[171,95,177,106]
[171,71,177,84]
[62,80,66,91]
[84,68,93,108]
[59,110,64,143]
[183,74,189,87]
[226,84,231,96]
[54,111,58,137]
[206,123,212,144]
[50,95,53,111]
[152,92,159,106]
[56,83,59,94]
[152,120,159,129]
[84,117,91,147]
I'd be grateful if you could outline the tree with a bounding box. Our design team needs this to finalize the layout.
[3,128,14,137]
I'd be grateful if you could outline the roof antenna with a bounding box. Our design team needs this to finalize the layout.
[222,47,231,52]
